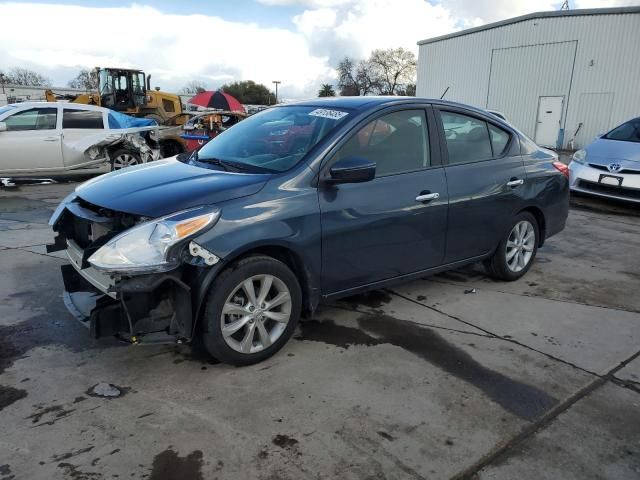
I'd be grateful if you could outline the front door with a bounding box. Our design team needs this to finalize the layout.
[534,96,563,148]
[0,106,63,174]
[319,107,448,295]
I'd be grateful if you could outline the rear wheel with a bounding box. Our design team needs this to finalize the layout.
[202,255,302,365]
[111,149,141,170]
[484,212,539,281]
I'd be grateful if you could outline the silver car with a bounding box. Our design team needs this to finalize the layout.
[569,116,640,203]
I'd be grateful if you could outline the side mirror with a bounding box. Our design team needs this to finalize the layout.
[327,156,376,184]
[0,122,6,132]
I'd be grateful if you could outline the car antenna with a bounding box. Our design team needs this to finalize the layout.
[440,87,450,99]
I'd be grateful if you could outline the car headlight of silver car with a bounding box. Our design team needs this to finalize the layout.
[88,207,220,273]
[572,149,587,164]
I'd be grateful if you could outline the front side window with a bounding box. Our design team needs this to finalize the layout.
[196,105,351,173]
[333,109,430,177]
[441,111,492,164]
[4,108,57,131]
[604,118,640,143]
[63,109,104,129]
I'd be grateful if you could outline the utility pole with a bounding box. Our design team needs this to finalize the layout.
[272,80,281,104]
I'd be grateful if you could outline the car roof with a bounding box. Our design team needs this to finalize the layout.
[283,96,498,118]
[8,102,108,113]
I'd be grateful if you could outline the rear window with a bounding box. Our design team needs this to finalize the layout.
[63,109,104,129]
[604,118,640,143]
[441,111,492,164]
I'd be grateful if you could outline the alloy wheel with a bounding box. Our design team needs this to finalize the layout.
[505,220,535,273]
[221,274,292,354]
[113,153,139,170]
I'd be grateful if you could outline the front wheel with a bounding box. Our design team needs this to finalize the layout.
[484,212,539,281]
[202,255,302,365]
[111,149,141,171]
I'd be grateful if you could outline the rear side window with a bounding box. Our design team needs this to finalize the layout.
[440,111,492,164]
[63,109,104,129]
[488,124,510,156]
[604,118,640,143]
[4,108,57,131]
[334,109,430,177]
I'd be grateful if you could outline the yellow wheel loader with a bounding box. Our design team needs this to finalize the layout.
[45,68,182,123]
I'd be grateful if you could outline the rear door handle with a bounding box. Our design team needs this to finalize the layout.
[507,179,524,187]
[416,192,440,202]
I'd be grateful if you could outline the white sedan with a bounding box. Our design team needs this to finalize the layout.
[0,102,160,178]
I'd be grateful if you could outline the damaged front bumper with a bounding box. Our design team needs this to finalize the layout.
[49,197,221,346]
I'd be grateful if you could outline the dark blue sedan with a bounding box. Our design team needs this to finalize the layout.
[49,97,569,365]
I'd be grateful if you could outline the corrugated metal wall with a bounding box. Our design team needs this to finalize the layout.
[416,12,640,149]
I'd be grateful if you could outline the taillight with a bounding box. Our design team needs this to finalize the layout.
[553,161,569,178]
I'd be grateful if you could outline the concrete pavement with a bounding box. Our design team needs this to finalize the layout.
[0,182,638,480]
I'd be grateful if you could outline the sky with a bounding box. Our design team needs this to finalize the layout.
[0,0,637,99]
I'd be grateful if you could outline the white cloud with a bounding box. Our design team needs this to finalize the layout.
[0,1,633,98]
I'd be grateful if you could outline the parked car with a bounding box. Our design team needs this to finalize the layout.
[49,97,569,365]
[0,102,159,178]
[569,116,640,203]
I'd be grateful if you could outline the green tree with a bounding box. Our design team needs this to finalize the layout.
[68,69,98,90]
[6,67,51,87]
[318,84,336,97]
[220,80,275,105]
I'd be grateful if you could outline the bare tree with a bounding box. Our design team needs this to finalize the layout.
[68,69,98,90]
[6,68,52,87]
[368,48,417,95]
[182,80,207,95]
[336,56,379,96]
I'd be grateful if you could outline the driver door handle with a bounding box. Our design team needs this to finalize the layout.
[416,192,440,202]
[507,178,524,187]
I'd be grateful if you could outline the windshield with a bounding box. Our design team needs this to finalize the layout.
[196,105,351,173]
[0,105,16,117]
[604,118,640,143]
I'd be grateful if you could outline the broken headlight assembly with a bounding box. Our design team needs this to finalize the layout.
[88,206,220,274]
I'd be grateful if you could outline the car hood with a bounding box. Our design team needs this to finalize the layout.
[76,157,269,217]
[586,138,640,164]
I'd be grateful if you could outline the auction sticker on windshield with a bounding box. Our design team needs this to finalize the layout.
[308,109,349,120]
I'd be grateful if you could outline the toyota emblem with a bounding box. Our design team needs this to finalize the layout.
[607,163,622,173]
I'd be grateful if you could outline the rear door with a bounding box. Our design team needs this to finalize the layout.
[435,107,527,263]
[61,107,108,169]
[319,106,448,295]
[0,106,62,174]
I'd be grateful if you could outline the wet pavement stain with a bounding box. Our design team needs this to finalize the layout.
[26,404,76,426]
[52,446,95,462]
[272,434,299,450]
[298,316,558,421]
[57,462,102,479]
[0,260,107,376]
[148,449,204,480]
[340,290,393,309]
[0,385,27,412]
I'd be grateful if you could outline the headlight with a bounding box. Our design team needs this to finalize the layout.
[572,149,587,164]
[88,207,220,273]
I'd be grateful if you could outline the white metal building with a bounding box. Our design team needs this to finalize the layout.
[416,7,640,149]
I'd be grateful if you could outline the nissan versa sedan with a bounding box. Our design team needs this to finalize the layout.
[569,116,640,203]
[48,97,569,365]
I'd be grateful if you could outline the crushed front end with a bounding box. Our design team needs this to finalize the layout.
[48,195,220,345]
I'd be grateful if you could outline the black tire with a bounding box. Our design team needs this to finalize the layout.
[202,255,302,366]
[484,212,539,281]
[110,149,141,171]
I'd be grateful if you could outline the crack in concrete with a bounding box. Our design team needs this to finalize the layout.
[451,348,640,480]
[386,288,602,378]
